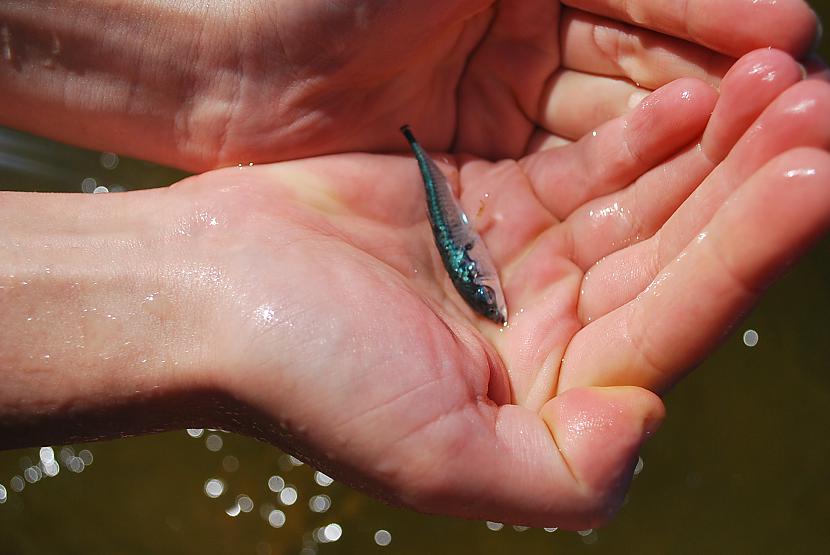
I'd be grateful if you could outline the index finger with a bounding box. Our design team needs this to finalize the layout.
[563,0,819,58]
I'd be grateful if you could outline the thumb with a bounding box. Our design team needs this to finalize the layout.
[403,385,664,529]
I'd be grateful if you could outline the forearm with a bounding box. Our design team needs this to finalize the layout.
[0,188,218,448]
[0,1,233,171]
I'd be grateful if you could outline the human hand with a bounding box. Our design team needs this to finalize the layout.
[204,0,820,165]
[163,48,830,528]
[0,0,820,170]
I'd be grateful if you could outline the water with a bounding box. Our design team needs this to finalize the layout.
[2,10,830,552]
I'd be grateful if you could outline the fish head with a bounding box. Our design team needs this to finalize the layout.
[469,284,507,325]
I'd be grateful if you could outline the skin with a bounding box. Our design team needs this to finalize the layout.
[0,0,820,170]
[0,0,827,531]
[3,48,829,530]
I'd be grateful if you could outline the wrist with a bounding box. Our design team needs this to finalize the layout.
[0,1,239,171]
[0,187,221,448]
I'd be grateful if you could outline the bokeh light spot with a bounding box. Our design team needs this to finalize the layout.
[374,529,392,546]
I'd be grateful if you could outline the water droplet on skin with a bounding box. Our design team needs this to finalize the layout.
[255,305,276,325]
[785,98,816,114]
[785,168,817,178]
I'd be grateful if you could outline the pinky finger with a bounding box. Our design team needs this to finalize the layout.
[559,147,830,393]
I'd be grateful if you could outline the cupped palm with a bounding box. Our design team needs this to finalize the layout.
[176,49,830,528]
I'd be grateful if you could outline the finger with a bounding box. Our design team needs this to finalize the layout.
[537,69,651,140]
[560,8,733,89]
[578,75,830,323]
[524,129,573,154]
[700,49,807,162]
[457,156,557,270]
[563,0,819,59]
[568,48,804,272]
[559,147,830,393]
[522,78,717,220]
[404,385,664,528]
[659,79,830,261]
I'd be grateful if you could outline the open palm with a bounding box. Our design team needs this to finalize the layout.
[176,50,830,528]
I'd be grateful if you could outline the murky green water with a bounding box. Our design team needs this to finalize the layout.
[2,6,829,553]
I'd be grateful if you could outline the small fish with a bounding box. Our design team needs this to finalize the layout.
[401,125,508,325]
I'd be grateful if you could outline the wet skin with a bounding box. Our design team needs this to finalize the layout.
[0,1,818,171]
[163,50,830,528]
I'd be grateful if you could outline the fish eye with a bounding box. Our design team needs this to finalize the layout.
[475,285,496,305]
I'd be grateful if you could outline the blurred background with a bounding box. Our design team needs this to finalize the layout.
[1,3,829,554]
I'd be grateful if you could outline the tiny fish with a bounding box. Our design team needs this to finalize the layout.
[401,125,508,324]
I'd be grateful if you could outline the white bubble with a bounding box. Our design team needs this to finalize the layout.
[205,434,223,452]
[578,529,594,536]
[10,475,24,492]
[743,329,759,347]
[374,530,392,546]
[321,523,342,542]
[309,494,331,513]
[267,509,286,528]
[81,177,97,193]
[267,475,285,493]
[237,495,254,513]
[42,460,60,477]
[279,486,298,506]
[204,478,225,498]
[313,471,333,487]
[0,484,6,503]
[288,455,303,467]
[225,503,241,517]
[544,527,559,533]
[59,447,75,464]
[100,152,119,169]
[92,185,110,194]
[186,428,204,438]
[68,457,85,473]
[24,466,40,483]
[512,525,529,532]
[485,521,504,531]
[78,449,93,466]
[39,447,55,463]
